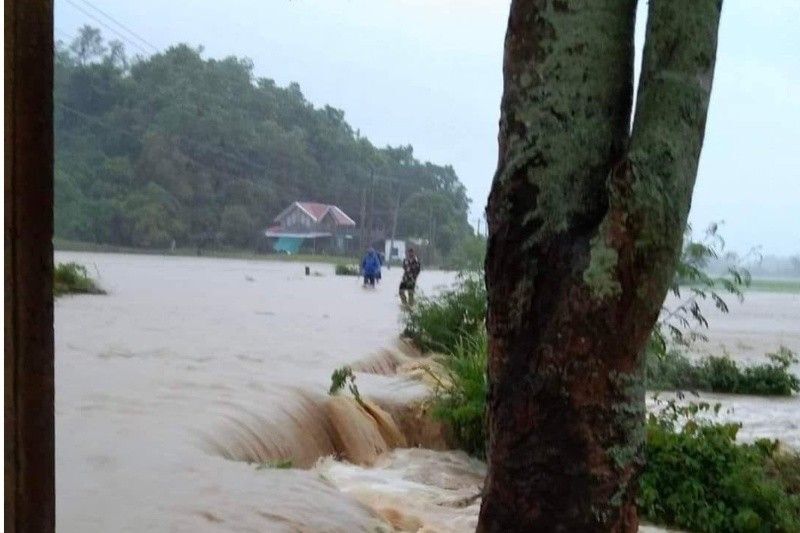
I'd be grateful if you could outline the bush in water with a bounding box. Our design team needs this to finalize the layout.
[334,264,360,277]
[53,262,105,297]
[646,347,799,396]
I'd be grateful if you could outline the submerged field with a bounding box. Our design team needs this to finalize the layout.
[55,251,799,532]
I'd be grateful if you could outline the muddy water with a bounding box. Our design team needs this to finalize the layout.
[56,252,799,532]
[56,252,451,532]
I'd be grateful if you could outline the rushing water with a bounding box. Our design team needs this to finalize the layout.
[55,252,799,532]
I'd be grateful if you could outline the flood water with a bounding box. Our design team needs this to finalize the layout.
[55,252,799,532]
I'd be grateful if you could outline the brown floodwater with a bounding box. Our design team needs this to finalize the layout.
[55,252,799,532]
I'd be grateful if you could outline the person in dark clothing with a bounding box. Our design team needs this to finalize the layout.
[399,248,421,305]
[361,248,381,287]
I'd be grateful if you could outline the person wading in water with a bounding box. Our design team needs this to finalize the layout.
[361,248,382,288]
[399,248,421,306]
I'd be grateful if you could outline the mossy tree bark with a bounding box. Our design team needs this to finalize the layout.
[478,1,722,531]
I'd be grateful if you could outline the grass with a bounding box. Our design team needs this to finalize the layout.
[428,331,488,458]
[53,237,356,265]
[680,277,800,294]
[746,278,800,294]
[53,262,105,296]
[646,347,799,396]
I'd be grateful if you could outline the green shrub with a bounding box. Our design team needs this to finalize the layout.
[646,348,700,391]
[429,331,488,458]
[403,274,486,352]
[640,401,800,532]
[53,262,105,296]
[700,354,743,392]
[334,264,360,276]
[737,347,800,396]
[647,347,799,396]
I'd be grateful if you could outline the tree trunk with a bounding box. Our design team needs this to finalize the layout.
[478,1,722,531]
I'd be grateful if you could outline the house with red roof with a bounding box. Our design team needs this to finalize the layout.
[265,201,357,254]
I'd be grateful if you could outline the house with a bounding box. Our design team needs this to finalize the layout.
[265,201,357,254]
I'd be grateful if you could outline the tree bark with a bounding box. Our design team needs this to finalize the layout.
[478,1,722,531]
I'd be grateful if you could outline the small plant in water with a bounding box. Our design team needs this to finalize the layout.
[329,366,362,403]
[253,459,294,470]
[53,262,106,296]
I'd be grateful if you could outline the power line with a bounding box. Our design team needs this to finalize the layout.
[63,0,153,57]
[57,4,452,215]
[54,27,76,44]
[60,2,418,192]
[74,0,159,53]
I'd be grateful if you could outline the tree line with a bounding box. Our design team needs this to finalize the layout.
[54,26,474,259]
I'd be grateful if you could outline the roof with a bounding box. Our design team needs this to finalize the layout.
[297,202,329,221]
[321,205,356,226]
[274,201,356,227]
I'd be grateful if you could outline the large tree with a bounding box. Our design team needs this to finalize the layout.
[479,1,722,531]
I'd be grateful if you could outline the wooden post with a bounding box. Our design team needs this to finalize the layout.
[5,1,56,531]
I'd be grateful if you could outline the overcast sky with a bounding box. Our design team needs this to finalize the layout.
[56,0,799,255]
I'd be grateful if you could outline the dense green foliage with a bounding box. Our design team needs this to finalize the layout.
[53,262,105,296]
[641,401,800,532]
[334,264,360,276]
[55,26,473,257]
[402,274,485,352]
[647,347,800,396]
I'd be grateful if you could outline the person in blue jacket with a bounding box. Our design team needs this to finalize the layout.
[361,248,381,287]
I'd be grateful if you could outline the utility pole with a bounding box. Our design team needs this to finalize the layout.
[388,194,400,267]
[359,186,367,251]
[367,169,375,248]
[428,204,435,265]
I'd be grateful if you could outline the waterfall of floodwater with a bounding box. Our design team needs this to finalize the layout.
[55,251,799,532]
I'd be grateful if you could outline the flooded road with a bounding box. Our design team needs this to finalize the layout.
[55,252,799,532]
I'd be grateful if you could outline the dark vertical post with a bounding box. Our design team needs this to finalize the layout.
[388,194,400,266]
[359,187,367,251]
[5,1,56,532]
[367,169,375,247]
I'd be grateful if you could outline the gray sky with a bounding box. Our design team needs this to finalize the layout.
[56,0,799,255]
